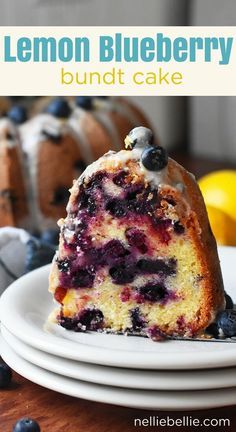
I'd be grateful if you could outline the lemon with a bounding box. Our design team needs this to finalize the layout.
[205,205,236,246]
[198,170,236,246]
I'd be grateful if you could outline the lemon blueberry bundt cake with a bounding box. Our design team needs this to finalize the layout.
[49,127,225,340]
[0,97,152,233]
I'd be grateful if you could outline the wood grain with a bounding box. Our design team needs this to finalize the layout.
[0,370,235,432]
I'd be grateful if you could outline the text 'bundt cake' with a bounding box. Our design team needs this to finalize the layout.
[49,126,225,341]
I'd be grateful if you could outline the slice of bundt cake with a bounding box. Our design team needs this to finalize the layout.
[49,126,225,340]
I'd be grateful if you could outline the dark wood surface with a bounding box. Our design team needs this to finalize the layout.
[1,153,236,432]
[1,370,236,432]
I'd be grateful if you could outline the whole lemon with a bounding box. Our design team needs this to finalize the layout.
[198,170,236,246]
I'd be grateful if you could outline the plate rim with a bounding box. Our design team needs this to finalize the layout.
[1,247,236,370]
[3,325,236,391]
[1,334,236,411]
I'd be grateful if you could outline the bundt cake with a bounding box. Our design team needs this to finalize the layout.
[0,117,29,228]
[20,110,82,231]
[0,97,152,232]
[49,126,225,340]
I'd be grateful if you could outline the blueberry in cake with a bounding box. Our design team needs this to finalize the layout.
[49,126,225,340]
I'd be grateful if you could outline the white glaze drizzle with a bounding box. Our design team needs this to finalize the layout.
[77,147,171,189]
[69,107,94,164]
[0,118,19,149]
[93,97,140,152]
[19,113,75,231]
[111,97,141,126]
[93,110,121,152]
[0,118,32,228]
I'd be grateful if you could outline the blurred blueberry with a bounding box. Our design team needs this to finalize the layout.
[46,98,71,118]
[75,96,93,110]
[25,237,55,273]
[13,417,40,432]
[224,291,234,309]
[217,310,236,337]
[8,106,27,125]
[205,322,219,338]
[0,363,12,389]
[41,229,59,246]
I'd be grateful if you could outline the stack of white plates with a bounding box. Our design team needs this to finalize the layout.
[1,246,236,411]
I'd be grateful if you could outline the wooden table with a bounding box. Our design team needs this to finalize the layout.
[1,370,236,432]
[1,153,236,431]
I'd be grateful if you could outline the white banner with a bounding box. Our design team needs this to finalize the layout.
[0,26,235,95]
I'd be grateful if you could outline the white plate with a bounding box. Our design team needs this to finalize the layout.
[0,247,236,370]
[3,325,236,391]
[1,335,236,411]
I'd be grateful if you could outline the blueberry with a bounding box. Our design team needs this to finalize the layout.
[77,308,104,330]
[136,258,176,276]
[105,199,126,218]
[78,189,97,215]
[125,184,143,201]
[72,268,95,288]
[13,417,40,432]
[147,325,166,341]
[75,96,94,110]
[8,106,27,124]
[74,160,86,172]
[59,316,79,331]
[205,322,219,338]
[0,363,12,388]
[152,218,172,244]
[138,283,167,302]
[41,229,59,246]
[46,98,71,118]
[0,189,17,205]
[109,263,135,284]
[78,190,88,209]
[86,171,107,189]
[224,292,234,309]
[76,232,92,251]
[104,240,129,261]
[125,127,153,150]
[6,131,15,141]
[141,145,168,171]
[174,221,185,235]
[112,171,128,187]
[57,258,71,273]
[25,237,55,272]
[42,130,62,144]
[130,308,145,331]
[51,186,70,206]
[60,309,104,332]
[217,310,236,337]
[125,228,148,254]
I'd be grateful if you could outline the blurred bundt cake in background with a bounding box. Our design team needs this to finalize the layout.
[0,97,11,116]
[0,96,154,233]
[0,116,29,227]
